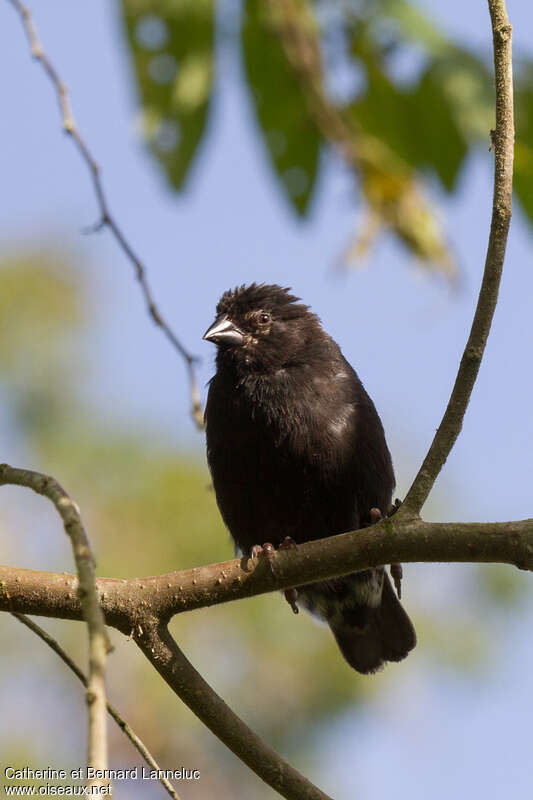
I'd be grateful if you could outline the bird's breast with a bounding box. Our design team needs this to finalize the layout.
[205,372,360,553]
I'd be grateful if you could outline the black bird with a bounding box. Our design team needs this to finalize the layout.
[203,284,416,674]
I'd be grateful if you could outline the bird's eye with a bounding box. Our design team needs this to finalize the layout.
[258,311,271,325]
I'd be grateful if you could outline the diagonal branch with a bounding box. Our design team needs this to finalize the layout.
[6,0,204,429]
[0,464,110,790]
[402,0,514,515]
[12,613,182,800]
[138,619,333,800]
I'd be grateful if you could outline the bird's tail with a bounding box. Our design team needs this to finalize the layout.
[329,572,416,674]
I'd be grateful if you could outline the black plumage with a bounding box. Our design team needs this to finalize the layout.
[203,283,416,674]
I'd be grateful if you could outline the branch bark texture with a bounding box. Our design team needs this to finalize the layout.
[0,465,110,790]
[2,517,532,628]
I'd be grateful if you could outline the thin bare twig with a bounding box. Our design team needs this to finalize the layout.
[0,464,110,791]
[6,0,204,429]
[12,613,182,800]
[402,0,514,514]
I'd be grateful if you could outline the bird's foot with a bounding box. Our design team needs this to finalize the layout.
[278,539,299,613]
[390,563,403,599]
[279,535,298,551]
[284,588,299,615]
[386,501,403,598]
[250,542,276,572]
[368,507,403,598]
[250,538,299,610]
[369,507,382,523]
[387,498,402,517]
[250,536,297,564]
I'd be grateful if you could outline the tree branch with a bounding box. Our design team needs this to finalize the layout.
[0,465,110,790]
[402,0,514,514]
[1,513,532,798]
[1,517,532,627]
[12,613,182,800]
[6,0,204,429]
[138,619,333,800]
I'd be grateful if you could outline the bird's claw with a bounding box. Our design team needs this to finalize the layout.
[250,537,297,564]
[369,507,382,523]
[369,507,403,598]
[279,539,299,614]
[387,498,402,517]
[279,536,298,551]
[390,563,403,599]
[385,502,403,598]
[284,588,299,614]
[250,538,299,595]
[250,542,276,573]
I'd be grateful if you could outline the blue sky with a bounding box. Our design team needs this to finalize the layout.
[0,1,532,797]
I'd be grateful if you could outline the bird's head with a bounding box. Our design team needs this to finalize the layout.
[203,283,323,373]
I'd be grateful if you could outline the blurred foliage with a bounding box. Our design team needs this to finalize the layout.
[121,0,214,190]
[514,63,533,222]
[0,252,84,434]
[242,0,321,215]
[1,251,530,798]
[120,0,533,277]
[476,564,530,607]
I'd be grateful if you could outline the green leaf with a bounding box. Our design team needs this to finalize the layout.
[426,50,493,142]
[380,0,495,148]
[412,64,468,191]
[242,0,321,216]
[515,142,533,223]
[369,3,495,144]
[349,64,467,192]
[514,64,533,224]
[380,0,453,58]
[120,0,215,190]
[346,4,491,189]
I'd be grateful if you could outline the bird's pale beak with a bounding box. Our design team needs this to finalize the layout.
[203,315,245,346]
